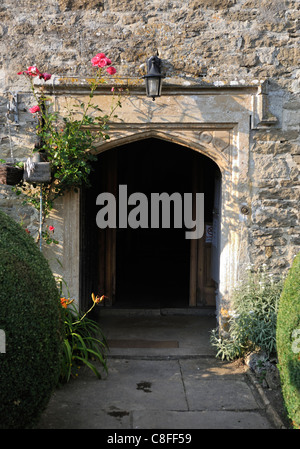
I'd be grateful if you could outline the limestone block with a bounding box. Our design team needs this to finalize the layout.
[283,107,300,128]
[251,141,297,155]
[257,185,299,201]
[253,154,290,179]
[58,0,104,11]
[252,129,299,143]
[252,206,298,228]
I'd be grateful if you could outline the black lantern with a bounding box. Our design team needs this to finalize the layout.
[143,54,164,101]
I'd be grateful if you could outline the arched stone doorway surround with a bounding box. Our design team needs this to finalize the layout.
[46,80,277,326]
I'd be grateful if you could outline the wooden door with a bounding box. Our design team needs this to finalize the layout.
[97,150,117,305]
[189,154,216,307]
[211,174,221,284]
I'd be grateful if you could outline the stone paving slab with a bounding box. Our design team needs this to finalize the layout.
[99,313,216,357]
[133,410,272,430]
[37,358,274,429]
[36,313,277,430]
[179,358,258,411]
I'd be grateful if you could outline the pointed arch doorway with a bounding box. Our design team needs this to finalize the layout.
[80,138,221,310]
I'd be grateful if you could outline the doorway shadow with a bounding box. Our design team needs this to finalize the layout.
[80,138,219,310]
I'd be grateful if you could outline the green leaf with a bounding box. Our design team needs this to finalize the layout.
[75,355,102,379]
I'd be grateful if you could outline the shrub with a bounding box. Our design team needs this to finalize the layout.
[276,253,300,429]
[0,210,63,429]
[210,265,283,361]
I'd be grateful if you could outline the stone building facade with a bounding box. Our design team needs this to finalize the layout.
[0,0,299,324]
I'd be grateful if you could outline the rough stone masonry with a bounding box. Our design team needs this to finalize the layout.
[0,0,299,310]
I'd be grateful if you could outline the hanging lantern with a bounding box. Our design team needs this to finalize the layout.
[143,54,165,101]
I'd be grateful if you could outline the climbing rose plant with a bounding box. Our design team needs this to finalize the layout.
[15,53,123,230]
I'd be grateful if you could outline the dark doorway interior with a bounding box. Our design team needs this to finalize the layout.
[80,138,218,310]
[116,140,191,308]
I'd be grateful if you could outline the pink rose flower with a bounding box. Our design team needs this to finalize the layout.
[40,72,52,81]
[49,225,55,232]
[98,57,111,67]
[106,66,116,75]
[91,53,106,66]
[29,105,41,113]
[18,66,41,77]
[91,53,113,68]
[27,66,41,77]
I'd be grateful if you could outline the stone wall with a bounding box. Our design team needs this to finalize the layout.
[0,0,298,83]
[0,0,299,298]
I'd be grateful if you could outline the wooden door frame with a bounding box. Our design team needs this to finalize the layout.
[188,154,219,307]
[97,150,117,305]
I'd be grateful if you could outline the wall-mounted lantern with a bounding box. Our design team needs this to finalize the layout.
[143,54,165,101]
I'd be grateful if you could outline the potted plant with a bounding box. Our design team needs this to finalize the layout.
[23,152,51,184]
[0,159,24,186]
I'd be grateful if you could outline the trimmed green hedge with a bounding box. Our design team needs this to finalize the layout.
[276,252,300,429]
[0,210,63,429]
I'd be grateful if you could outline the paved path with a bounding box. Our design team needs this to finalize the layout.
[37,310,280,429]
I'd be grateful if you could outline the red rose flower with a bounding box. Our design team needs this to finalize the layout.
[91,53,113,68]
[40,72,52,81]
[18,66,41,77]
[29,105,41,113]
[106,66,116,75]
[27,66,41,77]
[91,53,106,66]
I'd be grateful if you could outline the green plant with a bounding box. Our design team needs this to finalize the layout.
[276,252,300,429]
[59,293,108,384]
[0,158,24,168]
[210,327,241,361]
[14,54,125,234]
[210,265,283,361]
[0,210,63,429]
